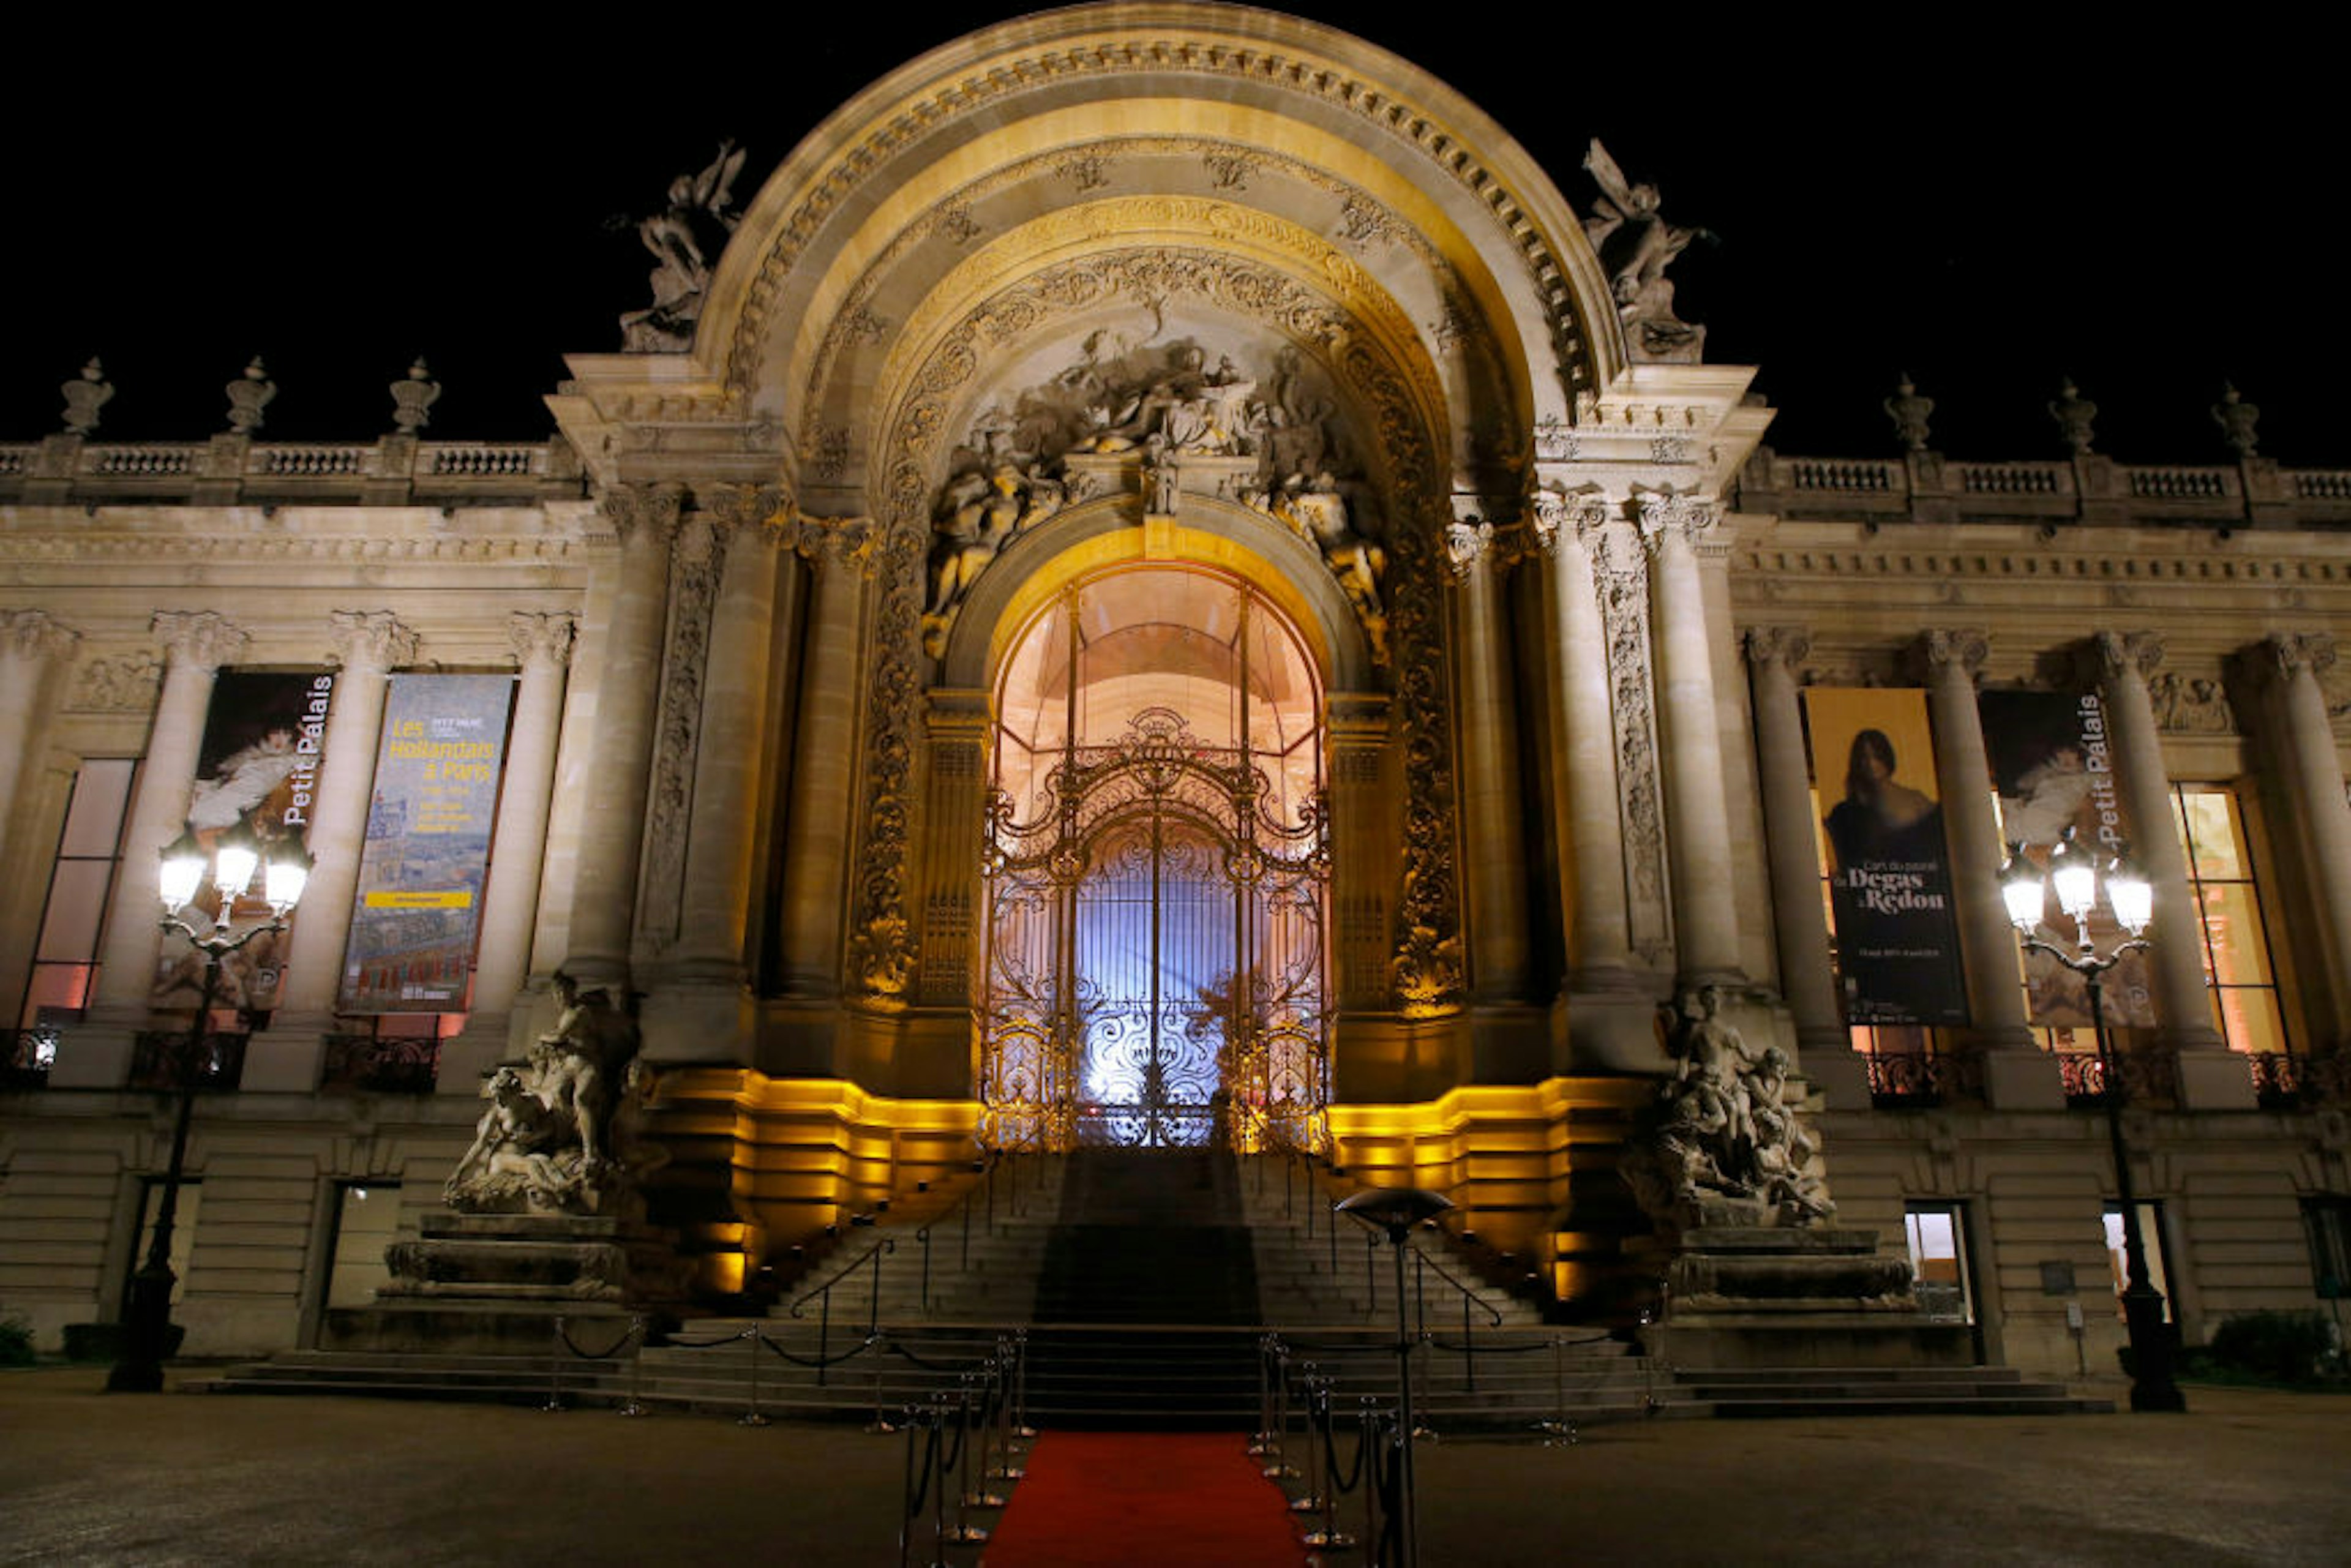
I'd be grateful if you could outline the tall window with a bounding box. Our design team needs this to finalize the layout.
[1905,1203,1974,1323]
[2169,784,2287,1056]
[22,759,137,1029]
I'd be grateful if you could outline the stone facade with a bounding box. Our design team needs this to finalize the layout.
[1,6,2345,1378]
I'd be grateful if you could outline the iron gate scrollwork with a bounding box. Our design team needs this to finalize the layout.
[980,705,1330,1151]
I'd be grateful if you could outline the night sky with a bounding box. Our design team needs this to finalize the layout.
[8,7,2332,466]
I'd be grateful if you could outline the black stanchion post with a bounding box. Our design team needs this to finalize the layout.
[741,1325,770,1427]
[545,1315,565,1411]
[1291,1373,1326,1516]
[621,1315,647,1418]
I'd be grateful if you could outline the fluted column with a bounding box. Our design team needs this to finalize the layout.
[468,615,576,1018]
[563,483,683,988]
[673,489,792,981]
[1744,627,1842,1052]
[777,515,876,996]
[1532,493,1632,982]
[2263,634,2351,1046]
[1908,630,2037,1052]
[278,613,418,1018]
[2094,632,2228,1054]
[89,613,249,1022]
[1445,506,1530,1002]
[1641,497,1742,982]
[0,611,78,859]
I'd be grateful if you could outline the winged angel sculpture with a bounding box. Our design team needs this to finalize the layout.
[1581,140,1712,364]
[620,142,748,353]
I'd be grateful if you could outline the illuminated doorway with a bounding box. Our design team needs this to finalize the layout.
[979,566,1329,1151]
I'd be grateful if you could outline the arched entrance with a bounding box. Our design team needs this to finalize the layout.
[979,565,1329,1152]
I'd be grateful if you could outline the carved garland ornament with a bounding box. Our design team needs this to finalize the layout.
[637,514,722,950]
[727,33,1594,408]
[851,246,1462,1011]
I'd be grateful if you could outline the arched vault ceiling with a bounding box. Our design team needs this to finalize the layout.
[791,133,1516,489]
[698,6,1615,452]
[861,198,1455,514]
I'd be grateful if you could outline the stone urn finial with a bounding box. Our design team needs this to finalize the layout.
[2049,377,2097,455]
[225,356,277,435]
[2212,381,2260,459]
[390,357,441,435]
[61,357,113,435]
[1884,372,1933,453]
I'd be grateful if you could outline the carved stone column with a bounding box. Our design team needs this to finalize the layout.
[441,612,576,1092]
[66,613,249,1085]
[259,612,418,1092]
[776,515,876,999]
[1743,627,1841,1056]
[1908,631,2047,1105]
[1532,494,1632,983]
[278,613,418,1016]
[1445,505,1531,1004]
[1641,497,1742,983]
[673,490,793,980]
[2094,634,2235,1088]
[0,610,80,858]
[916,689,991,1011]
[2262,634,2351,1050]
[647,489,794,1065]
[563,483,682,989]
[1327,693,1393,1015]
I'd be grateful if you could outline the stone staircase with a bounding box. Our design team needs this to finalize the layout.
[201,1147,2102,1425]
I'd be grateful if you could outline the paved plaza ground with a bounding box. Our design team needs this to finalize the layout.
[2,1366,2347,1564]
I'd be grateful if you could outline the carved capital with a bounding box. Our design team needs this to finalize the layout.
[1443,518,1494,581]
[326,610,419,674]
[1529,484,1610,556]
[0,609,80,664]
[1903,628,1990,686]
[2265,631,2336,682]
[509,612,578,672]
[1634,490,1715,556]
[151,610,249,672]
[796,511,879,576]
[2092,629,2165,686]
[700,482,799,550]
[1742,625,1812,676]
[598,482,687,550]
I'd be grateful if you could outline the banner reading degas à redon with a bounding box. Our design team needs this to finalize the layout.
[1978,688,2158,1029]
[1802,686,1969,1027]
[151,669,334,1013]
[339,674,516,1013]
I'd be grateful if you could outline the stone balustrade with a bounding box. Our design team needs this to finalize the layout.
[0,433,580,506]
[1742,445,2351,529]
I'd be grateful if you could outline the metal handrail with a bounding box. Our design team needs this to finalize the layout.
[912,1148,1006,1315]
[789,1230,896,1385]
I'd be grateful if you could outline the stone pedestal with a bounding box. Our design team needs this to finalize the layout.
[1629,1214,1973,1368]
[321,1213,688,1354]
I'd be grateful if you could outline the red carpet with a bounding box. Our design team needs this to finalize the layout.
[982,1431,1306,1566]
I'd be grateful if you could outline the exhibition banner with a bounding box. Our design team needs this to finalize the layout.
[152,670,334,1012]
[1803,686,1968,1026]
[1978,688,2158,1028]
[339,674,516,1013]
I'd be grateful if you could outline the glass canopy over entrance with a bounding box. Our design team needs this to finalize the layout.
[980,565,1329,1150]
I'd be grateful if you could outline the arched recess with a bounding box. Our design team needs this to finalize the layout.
[977,558,1332,1150]
[844,218,1463,1032]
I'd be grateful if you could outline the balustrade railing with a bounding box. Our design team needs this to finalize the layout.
[2,1026,58,1088]
[128,1029,247,1091]
[320,1033,441,1094]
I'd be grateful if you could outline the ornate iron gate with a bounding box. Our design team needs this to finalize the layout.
[980,706,1329,1150]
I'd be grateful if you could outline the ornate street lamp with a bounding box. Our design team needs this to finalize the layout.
[107,820,309,1392]
[2000,828,2184,1412]
[1336,1186,1453,1568]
